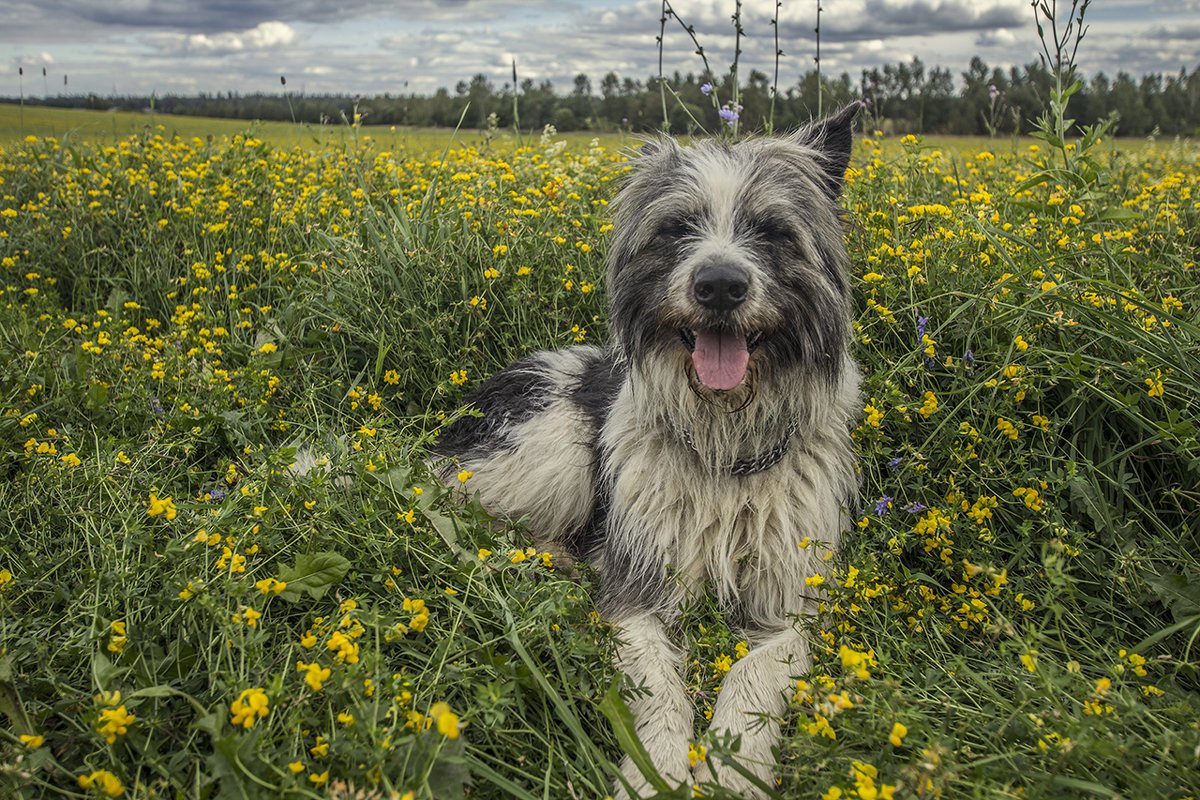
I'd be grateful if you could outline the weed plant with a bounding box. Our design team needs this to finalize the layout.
[0,114,1198,799]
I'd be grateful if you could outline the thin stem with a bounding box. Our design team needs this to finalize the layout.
[815,0,823,117]
[768,0,782,133]
[658,1,670,131]
[730,0,743,138]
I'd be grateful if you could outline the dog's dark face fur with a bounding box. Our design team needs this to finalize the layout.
[606,105,858,406]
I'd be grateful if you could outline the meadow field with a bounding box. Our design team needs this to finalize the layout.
[0,103,1198,800]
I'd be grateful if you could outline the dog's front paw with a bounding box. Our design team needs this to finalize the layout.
[614,749,693,800]
[691,740,777,800]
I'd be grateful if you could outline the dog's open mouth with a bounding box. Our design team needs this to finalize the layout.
[678,328,763,391]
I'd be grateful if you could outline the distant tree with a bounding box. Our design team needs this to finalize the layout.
[1110,72,1149,135]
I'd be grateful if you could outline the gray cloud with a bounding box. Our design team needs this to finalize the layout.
[0,0,1191,98]
[2,0,552,37]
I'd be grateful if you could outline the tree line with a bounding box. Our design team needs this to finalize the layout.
[10,56,1200,137]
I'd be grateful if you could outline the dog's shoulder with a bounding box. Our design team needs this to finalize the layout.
[432,346,599,454]
[568,346,626,431]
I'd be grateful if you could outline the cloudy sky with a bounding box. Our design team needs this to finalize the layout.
[3,0,1198,99]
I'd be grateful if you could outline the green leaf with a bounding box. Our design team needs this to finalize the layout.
[275,551,351,602]
[0,656,34,735]
[84,381,109,411]
[1147,571,1200,620]
[599,681,673,796]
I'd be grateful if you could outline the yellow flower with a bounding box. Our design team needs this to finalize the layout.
[918,391,938,418]
[61,452,82,468]
[431,701,461,738]
[78,770,125,797]
[108,620,128,654]
[309,770,329,786]
[1020,652,1037,673]
[230,687,270,728]
[889,722,907,747]
[288,761,305,775]
[255,577,287,595]
[1145,369,1165,397]
[839,645,876,680]
[478,548,492,559]
[326,630,360,663]
[147,493,178,520]
[863,399,884,428]
[310,735,329,758]
[456,470,473,483]
[97,705,136,743]
[19,734,44,748]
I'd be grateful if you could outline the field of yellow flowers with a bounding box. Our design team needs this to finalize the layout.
[1,119,1198,800]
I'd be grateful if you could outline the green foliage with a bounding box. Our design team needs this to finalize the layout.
[0,115,1198,800]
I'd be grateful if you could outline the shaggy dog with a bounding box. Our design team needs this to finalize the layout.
[433,103,862,798]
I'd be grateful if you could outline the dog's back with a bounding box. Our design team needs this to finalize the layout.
[431,344,622,555]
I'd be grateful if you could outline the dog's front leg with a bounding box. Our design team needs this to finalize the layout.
[612,609,694,799]
[695,626,810,799]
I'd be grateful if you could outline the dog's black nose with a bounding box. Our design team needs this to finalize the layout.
[693,265,748,311]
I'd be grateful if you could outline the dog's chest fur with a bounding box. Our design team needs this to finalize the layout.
[596,372,857,627]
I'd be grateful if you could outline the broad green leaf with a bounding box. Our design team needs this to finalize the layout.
[276,551,351,602]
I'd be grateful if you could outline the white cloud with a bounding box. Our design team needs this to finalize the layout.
[977,28,1017,47]
[183,21,299,54]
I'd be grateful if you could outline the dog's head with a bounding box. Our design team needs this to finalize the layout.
[607,103,859,401]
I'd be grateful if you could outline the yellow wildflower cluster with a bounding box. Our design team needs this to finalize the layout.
[97,705,136,744]
[230,687,270,728]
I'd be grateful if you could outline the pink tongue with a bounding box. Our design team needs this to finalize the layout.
[692,330,749,390]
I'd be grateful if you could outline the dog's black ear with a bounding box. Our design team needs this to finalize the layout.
[794,102,860,199]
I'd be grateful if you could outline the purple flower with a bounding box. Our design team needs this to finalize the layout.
[963,350,976,368]
[904,501,928,514]
[207,486,227,502]
[700,82,713,97]
[719,104,739,123]
[916,316,929,339]
[874,496,892,516]
[988,84,1000,100]
[149,395,164,415]
[887,456,903,473]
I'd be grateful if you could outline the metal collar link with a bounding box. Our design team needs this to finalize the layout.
[672,420,798,476]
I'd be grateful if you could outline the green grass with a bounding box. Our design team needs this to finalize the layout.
[0,114,1197,800]
[0,103,625,152]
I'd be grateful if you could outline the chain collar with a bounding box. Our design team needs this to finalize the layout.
[672,420,799,476]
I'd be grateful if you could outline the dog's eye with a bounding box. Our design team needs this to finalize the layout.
[752,218,792,242]
[657,218,695,240]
